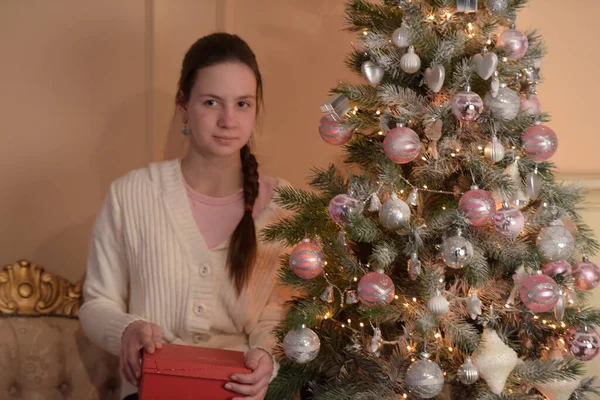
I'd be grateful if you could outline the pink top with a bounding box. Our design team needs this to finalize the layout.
[182,172,279,249]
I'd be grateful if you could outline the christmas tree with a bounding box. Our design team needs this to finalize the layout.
[265,1,600,399]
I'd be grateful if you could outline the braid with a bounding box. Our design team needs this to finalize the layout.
[240,145,259,212]
[227,144,259,294]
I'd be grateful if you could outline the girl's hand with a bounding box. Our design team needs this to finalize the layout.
[225,348,274,400]
[120,320,163,386]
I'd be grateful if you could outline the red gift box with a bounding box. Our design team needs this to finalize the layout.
[139,343,251,400]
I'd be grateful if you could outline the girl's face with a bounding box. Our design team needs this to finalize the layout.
[181,62,257,160]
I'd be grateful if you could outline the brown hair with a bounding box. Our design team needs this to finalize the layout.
[176,33,262,294]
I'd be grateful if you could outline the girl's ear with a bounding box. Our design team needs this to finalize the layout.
[176,91,188,122]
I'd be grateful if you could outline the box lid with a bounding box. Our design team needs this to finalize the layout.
[142,343,251,380]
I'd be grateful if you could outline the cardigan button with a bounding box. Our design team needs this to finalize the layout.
[199,264,211,277]
[193,303,205,315]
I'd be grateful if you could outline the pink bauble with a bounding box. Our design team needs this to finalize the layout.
[357,271,395,307]
[572,258,600,291]
[541,260,573,278]
[520,94,541,116]
[497,27,529,60]
[519,274,559,313]
[289,239,325,279]
[566,327,600,361]
[383,126,420,164]
[493,206,525,238]
[521,124,558,162]
[319,114,353,145]
[328,194,360,225]
[451,90,484,122]
[459,188,495,227]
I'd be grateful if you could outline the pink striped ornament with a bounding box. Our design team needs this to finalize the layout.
[357,271,395,307]
[289,239,325,280]
[459,188,495,227]
[319,114,353,146]
[519,274,559,313]
[383,126,420,164]
[521,124,558,162]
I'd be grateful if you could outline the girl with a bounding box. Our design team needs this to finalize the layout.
[79,33,291,400]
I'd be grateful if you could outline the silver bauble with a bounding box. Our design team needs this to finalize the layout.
[484,136,505,162]
[379,193,411,230]
[537,225,575,262]
[392,24,411,48]
[457,356,479,385]
[441,235,474,268]
[427,289,449,316]
[283,327,321,364]
[400,46,421,74]
[484,85,520,120]
[405,353,445,399]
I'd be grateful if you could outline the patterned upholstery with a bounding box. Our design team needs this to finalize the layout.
[0,260,121,399]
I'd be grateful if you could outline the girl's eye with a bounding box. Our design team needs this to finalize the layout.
[238,101,251,108]
[205,99,218,106]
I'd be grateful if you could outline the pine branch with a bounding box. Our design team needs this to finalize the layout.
[308,164,348,196]
[344,0,403,32]
[275,186,329,212]
[510,357,584,384]
[266,365,314,400]
[563,307,600,328]
[572,377,600,399]
[440,314,481,354]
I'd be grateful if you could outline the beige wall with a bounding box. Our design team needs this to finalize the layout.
[1,0,599,378]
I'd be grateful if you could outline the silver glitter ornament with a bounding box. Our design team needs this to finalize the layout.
[441,234,474,268]
[466,291,483,320]
[379,192,411,230]
[457,356,479,385]
[536,224,575,262]
[283,327,320,363]
[405,353,445,398]
[486,0,508,14]
[484,84,520,120]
